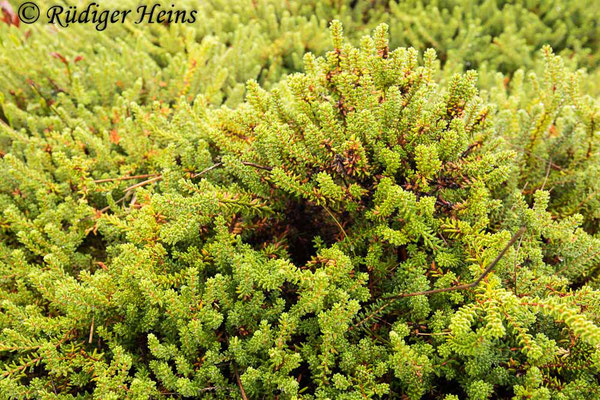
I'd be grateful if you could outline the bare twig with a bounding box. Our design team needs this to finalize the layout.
[95,161,273,216]
[351,226,526,332]
[88,315,95,344]
[93,173,160,184]
[97,191,131,214]
[322,204,348,240]
[240,161,273,171]
[381,226,526,301]
[232,363,249,400]
[190,162,224,178]
[540,157,552,191]
[123,175,162,192]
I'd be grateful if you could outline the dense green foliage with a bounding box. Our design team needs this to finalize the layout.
[1,1,600,398]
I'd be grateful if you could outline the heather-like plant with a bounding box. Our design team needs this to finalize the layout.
[2,0,600,115]
[2,21,600,399]
[484,47,600,234]
[370,0,600,74]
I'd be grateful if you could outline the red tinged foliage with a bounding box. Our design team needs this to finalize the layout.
[51,52,69,66]
[0,1,19,27]
[109,129,121,144]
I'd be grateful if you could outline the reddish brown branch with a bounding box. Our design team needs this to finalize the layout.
[352,227,526,331]
[96,161,272,214]
[382,226,526,301]
[233,363,249,400]
[93,174,160,183]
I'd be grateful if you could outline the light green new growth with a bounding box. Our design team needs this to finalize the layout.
[0,2,600,399]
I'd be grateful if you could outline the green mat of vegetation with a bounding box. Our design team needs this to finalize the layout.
[1,1,599,398]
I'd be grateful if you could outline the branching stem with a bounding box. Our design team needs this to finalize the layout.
[381,226,526,301]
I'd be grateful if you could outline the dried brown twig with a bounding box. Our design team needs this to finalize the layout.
[382,226,526,300]
[96,161,272,214]
[351,226,526,331]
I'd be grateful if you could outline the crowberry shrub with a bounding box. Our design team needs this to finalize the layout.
[2,18,600,399]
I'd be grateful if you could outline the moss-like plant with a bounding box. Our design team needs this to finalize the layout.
[1,20,600,399]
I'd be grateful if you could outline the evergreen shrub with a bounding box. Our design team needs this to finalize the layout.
[1,16,600,398]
